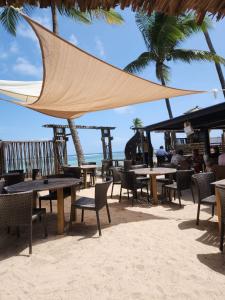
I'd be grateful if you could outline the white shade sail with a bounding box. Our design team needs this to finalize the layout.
[1,14,204,119]
[0,80,41,102]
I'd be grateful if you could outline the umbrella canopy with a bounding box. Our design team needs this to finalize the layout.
[0,15,204,119]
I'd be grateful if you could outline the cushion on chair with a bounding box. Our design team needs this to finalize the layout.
[165,182,177,190]
[201,195,216,204]
[72,197,96,209]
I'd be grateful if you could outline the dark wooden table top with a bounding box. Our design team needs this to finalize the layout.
[5,178,81,193]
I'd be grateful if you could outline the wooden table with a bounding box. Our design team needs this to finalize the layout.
[212,179,225,231]
[5,178,81,234]
[133,167,176,205]
[80,165,97,188]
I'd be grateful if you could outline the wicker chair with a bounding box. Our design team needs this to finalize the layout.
[119,171,149,205]
[165,170,194,207]
[8,169,24,174]
[192,172,216,225]
[101,160,113,178]
[217,187,225,252]
[0,180,5,193]
[62,166,82,179]
[32,169,40,180]
[70,180,112,236]
[0,191,47,255]
[211,165,225,180]
[3,173,25,186]
[124,160,133,171]
[110,167,121,198]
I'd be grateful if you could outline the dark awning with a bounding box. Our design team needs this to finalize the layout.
[144,102,225,132]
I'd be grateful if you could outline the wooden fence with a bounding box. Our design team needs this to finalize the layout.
[0,140,67,177]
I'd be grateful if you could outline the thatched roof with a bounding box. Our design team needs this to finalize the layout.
[1,1,225,20]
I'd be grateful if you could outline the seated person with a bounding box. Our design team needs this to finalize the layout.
[156,146,168,165]
[210,146,220,165]
[191,149,203,173]
[171,149,186,166]
[218,152,225,166]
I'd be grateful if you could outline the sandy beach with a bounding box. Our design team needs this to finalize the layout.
[0,181,225,300]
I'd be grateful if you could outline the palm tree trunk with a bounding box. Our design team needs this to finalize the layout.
[50,2,85,166]
[160,76,173,119]
[159,73,176,149]
[67,119,85,165]
[203,29,225,98]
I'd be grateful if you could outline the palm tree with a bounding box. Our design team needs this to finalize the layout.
[132,118,143,128]
[124,12,225,120]
[0,4,123,165]
[203,29,225,98]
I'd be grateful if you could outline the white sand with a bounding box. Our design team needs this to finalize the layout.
[0,180,225,300]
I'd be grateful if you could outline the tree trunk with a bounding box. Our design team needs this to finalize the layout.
[68,119,85,165]
[50,3,85,166]
[160,75,174,119]
[159,73,176,149]
[203,29,225,98]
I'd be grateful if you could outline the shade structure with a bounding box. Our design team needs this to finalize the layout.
[2,15,204,119]
[0,80,41,102]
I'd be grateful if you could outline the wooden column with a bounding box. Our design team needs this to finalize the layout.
[202,129,210,156]
[146,131,154,168]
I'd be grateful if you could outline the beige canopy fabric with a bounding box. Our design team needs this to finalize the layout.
[10,14,204,119]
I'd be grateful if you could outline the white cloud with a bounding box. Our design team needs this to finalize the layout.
[0,52,8,59]
[69,34,79,46]
[9,42,19,54]
[17,23,37,42]
[34,16,51,30]
[114,106,134,115]
[13,57,42,77]
[95,37,105,58]
[17,16,51,44]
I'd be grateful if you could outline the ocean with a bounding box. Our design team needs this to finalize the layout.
[67,151,125,166]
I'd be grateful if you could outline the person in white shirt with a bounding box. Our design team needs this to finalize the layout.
[218,152,225,166]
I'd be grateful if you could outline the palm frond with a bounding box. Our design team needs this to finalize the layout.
[124,52,155,74]
[156,62,170,83]
[0,6,21,35]
[58,6,91,24]
[171,49,225,64]
[88,9,124,25]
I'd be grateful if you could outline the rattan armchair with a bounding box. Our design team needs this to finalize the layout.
[165,170,194,207]
[0,191,47,255]
[192,172,216,225]
[3,173,25,186]
[217,187,225,252]
[70,180,112,236]
[110,167,121,198]
[119,171,149,206]
[0,180,5,193]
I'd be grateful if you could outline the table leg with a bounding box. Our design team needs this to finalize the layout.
[216,187,221,232]
[151,175,158,205]
[57,188,64,234]
[71,185,77,222]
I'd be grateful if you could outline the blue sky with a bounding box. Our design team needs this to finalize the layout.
[0,8,225,154]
